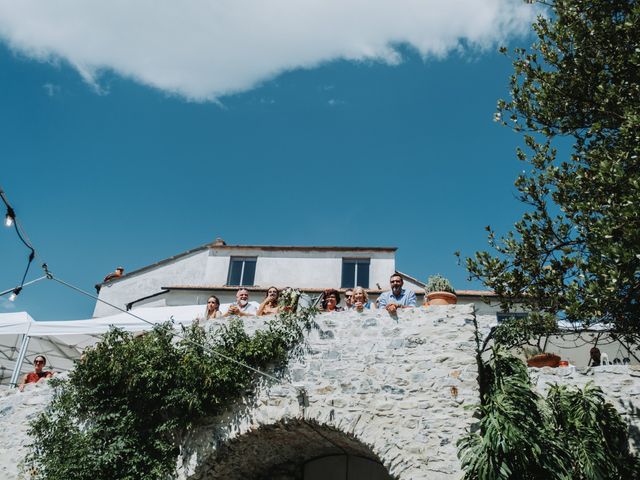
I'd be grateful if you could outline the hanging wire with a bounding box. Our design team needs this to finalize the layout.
[0,275,48,298]
[0,187,306,399]
[0,187,36,298]
[42,264,306,395]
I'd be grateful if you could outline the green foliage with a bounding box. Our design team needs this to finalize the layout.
[464,0,640,334]
[547,383,640,479]
[425,274,456,294]
[26,307,317,480]
[458,348,640,480]
[491,312,558,353]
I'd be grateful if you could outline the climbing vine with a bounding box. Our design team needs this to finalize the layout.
[26,306,317,480]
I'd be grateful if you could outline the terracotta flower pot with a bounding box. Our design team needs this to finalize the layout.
[527,353,561,368]
[426,292,457,305]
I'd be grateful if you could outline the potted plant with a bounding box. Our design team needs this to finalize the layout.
[522,346,561,368]
[424,274,457,305]
[526,351,562,368]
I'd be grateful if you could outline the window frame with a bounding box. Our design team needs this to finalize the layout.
[496,312,529,323]
[340,258,371,289]
[226,256,257,286]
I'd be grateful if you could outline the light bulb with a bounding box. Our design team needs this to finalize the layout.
[4,214,13,227]
[8,292,16,302]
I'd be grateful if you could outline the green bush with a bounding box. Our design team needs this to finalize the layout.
[26,307,317,480]
[458,348,640,480]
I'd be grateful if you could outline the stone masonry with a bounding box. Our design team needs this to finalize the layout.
[530,364,640,451]
[177,304,480,480]
[2,305,640,479]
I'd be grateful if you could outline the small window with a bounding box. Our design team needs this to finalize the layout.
[227,257,257,286]
[341,258,370,288]
[496,312,528,323]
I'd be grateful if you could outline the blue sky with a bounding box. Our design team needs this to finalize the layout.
[0,2,540,319]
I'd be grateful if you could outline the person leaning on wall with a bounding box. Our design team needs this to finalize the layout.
[18,354,55,392]
[195,295,222,326]
[321,289,343,313]
[257,287,281,316]
[352,286,372,311]
[377,273,417,314]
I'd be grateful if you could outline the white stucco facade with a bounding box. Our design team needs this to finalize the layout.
[94,243,397,317]
[95,249,210,317]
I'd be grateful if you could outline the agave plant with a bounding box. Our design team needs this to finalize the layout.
[425,274,456,294]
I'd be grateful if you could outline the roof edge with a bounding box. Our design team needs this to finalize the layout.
[395,271,426,288]
[99,243,397,286]
[212,244,397,252]
[162,285,497,296]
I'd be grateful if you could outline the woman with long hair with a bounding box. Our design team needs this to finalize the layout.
[197,295,222,325]
[257,286,281,316]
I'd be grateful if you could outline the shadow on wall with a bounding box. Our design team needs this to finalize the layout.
[185,418,393,480]
[619,398,640,453]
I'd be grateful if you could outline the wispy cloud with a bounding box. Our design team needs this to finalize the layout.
[42,82,60,96]
[0,297,16,310]
[0,1,538,101]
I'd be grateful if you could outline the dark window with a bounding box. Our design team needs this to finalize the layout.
[496,312,528,323]
[227,257,257,286]
[341,259,370,288]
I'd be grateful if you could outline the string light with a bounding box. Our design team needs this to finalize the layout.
[0,275,48,300]
[1,186,37,302]
[4,209,14,227]
[8,287,21,302]
[0,188,307,401]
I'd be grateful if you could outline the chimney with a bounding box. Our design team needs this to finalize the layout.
[213,237,226,246]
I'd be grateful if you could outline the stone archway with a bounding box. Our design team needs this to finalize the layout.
[175,306,481,480]
[185,419,393,480]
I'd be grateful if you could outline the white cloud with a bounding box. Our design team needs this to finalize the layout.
[0,1,538,101]
[42,82,61,96]
[0,297,16,310]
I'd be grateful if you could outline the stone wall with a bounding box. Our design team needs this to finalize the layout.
[177,305,480,480]
[0,379,54,479]
[530,364,640,450]
[3,306,640,479]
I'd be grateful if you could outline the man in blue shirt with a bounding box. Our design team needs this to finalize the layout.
[377,273,417,314]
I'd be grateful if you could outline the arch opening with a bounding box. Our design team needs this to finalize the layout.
[187,419,394,480]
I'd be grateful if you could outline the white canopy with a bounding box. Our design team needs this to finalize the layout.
[0,305,205,386]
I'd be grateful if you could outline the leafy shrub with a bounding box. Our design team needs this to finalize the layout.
[458,348,640,480]
[26,307,317,480]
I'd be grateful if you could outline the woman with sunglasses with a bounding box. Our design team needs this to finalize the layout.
[18,355,54,391]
